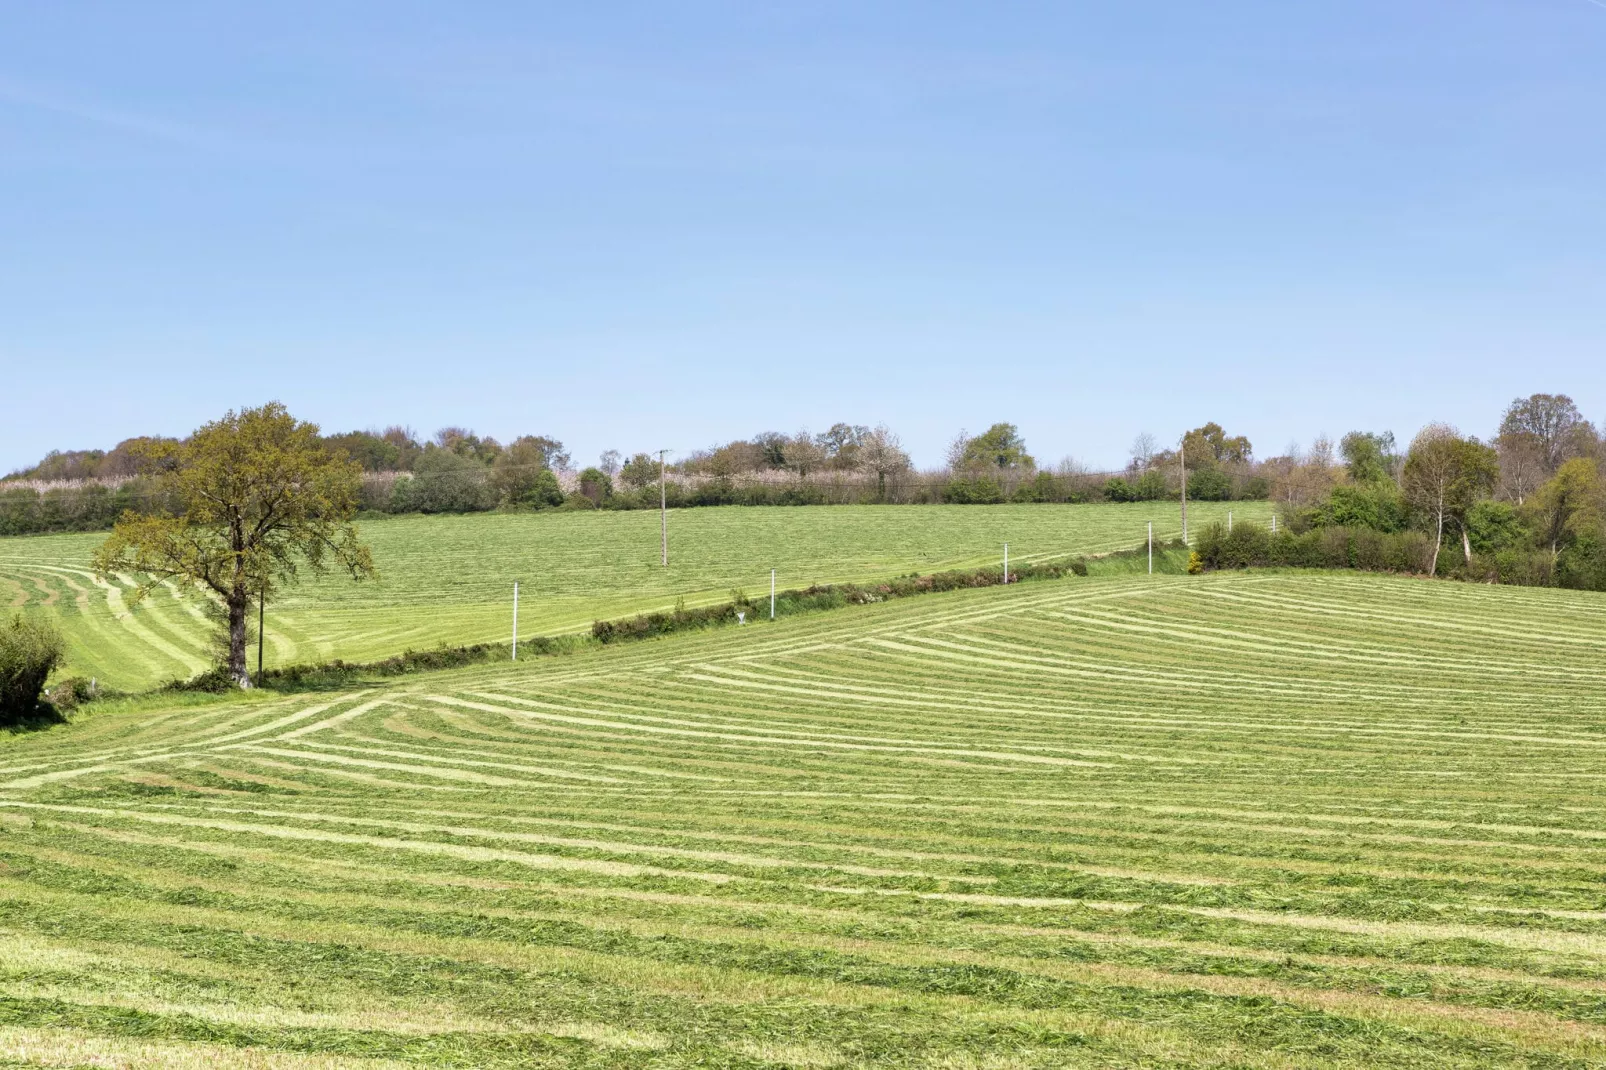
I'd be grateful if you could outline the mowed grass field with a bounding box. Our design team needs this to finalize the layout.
[3,569,1606,1067]
[0,502,1264,691]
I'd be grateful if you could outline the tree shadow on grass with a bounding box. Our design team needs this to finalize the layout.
[1,702,69,735]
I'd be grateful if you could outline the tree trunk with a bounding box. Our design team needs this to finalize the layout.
[877,471,886,502]
[227,593,252,689]
[1461,525,1473,564]
[1429,508,1443,575]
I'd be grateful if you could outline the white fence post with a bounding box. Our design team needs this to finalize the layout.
[771,569,776,620]
[511,581,519,660]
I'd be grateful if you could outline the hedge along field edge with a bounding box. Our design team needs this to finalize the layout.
[0,502,1264,692]
[158,544,1189,696]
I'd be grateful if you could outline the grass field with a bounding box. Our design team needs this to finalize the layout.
[3,568,1606,1067]
[0,502,1264,691]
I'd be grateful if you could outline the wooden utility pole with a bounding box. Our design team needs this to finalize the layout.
[659,449,669,567]
[1179,437,1188,544]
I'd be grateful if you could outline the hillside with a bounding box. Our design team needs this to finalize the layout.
[0,501,1261,691]
[2,569,1605,1067]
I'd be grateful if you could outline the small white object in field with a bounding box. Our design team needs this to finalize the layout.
[737,611,746,625]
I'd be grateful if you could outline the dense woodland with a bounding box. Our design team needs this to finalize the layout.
[5,394,1606,591]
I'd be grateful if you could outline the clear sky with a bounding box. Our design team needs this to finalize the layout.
[2,2,1602,474]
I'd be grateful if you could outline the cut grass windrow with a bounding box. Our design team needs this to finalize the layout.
[4,568,1606,1066]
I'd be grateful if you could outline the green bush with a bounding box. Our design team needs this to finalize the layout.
[392,450,497,513]
[1312,483,1408,532]
[1465,500,1526,555]
[527,469,564,508]
[942,476,1004,504]
[0,612,66,725]
[1186,469,1233,502]
[1133,470,1169,501]
[42,676,96,712]
[1103,477,1136,503]
[1558,531,1606,592]
[1011,472,1054,503]
[1240,475,1270,500]
[1194,522,1434,576]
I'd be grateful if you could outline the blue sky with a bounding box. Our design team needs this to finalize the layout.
[2,2,1603,473]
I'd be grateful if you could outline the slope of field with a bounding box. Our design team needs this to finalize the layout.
[3,569,1606,1068]
[0,502,1263,690]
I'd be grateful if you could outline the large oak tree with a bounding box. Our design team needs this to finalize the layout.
[94,403,375,688]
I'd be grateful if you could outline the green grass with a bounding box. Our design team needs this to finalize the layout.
[0,502,1261,691]
[3,567,1606,1066]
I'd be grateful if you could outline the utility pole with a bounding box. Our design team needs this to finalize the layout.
[257,587,265,685]
[1179,437,1188,545]
[658,449,670,567]
[511,581,519,661]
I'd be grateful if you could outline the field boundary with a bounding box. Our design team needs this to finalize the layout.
[143,544,1188,698]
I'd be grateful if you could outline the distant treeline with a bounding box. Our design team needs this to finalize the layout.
[2,420,1275,536]
[1192,393,1606,592]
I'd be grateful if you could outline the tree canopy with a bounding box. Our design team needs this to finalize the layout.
[1401,424,1498,573]
[1340,431,1398,484]
[959,424,1034,472]
[1499,394,1584,475]
[93,403,375,688]
[1181,422,1252,469]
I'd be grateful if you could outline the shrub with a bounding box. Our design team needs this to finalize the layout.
[1313,483,1408,532]
[0,613,66,725]
[526,469,565,508]
[1488,548,1556,587]
[395,450,497,513]
[1559,531,1606,592]
[1386,530,1433,573]
[0,487,40,535]
[1196,521,1435,576]
[1133,470,1169,501]
[1466,500,1526,555]
[1012,471,1069,504]
[42,676,97,712]
[1194,521,1271,569]
[1186,469,1233,502]
[1103,477,1137,503]
[942,476,1004,505]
